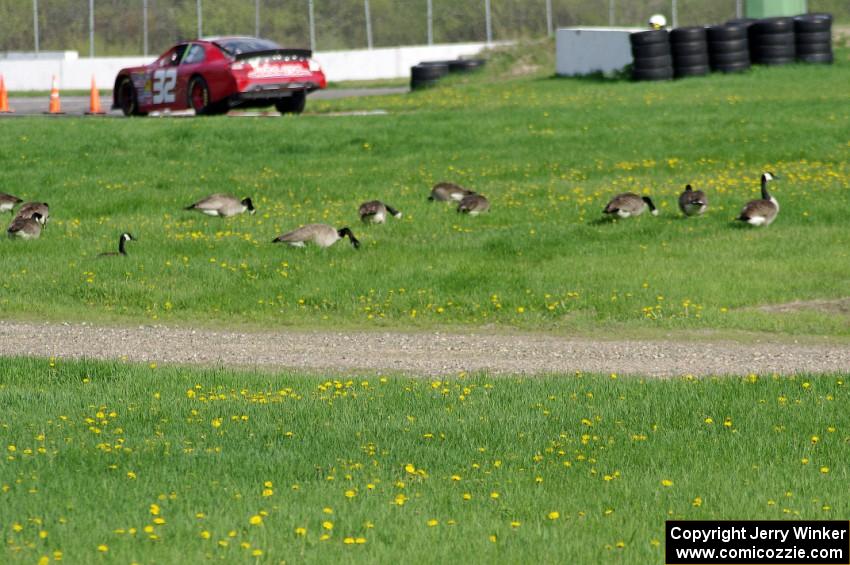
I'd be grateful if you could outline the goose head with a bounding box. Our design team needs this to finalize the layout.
[242,197,256,215]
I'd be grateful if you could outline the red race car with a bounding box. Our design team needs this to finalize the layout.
[113,36,326,116]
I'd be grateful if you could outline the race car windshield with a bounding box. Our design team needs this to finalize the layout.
[215,38,282,56]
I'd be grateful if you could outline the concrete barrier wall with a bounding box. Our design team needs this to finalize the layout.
[556,27,642,76]
[0,42,492,91]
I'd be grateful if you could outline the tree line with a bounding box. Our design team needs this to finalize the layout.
[0,0,846,56]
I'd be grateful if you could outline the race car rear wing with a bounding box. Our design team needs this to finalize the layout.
[230,48,313,61]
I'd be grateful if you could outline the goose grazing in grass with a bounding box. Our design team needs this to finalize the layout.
[429,182,475,202]
[603,193,658,218]
[185,194,255,217]
[7,212,43,240]
[737,172,779,226]
[272,224,360,249]
[16,202,49,226]
[678,184,707,216]
[98,233,136,257]
[0,193,22,214]
[359,200,402,224]
[457,193,490,215]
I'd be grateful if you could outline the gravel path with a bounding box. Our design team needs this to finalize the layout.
[1,321,848,377]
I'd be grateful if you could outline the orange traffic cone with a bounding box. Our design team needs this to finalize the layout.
[84,75,105,115]
[45,75,64,114]
[0,75,12,114]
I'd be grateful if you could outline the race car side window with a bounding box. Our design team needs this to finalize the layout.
[183,44,206,65]
[158,44,188,67]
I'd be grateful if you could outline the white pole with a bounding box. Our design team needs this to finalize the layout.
[33,0,40,54]
[736,0,743,18]
[485,0,492,44]
[671,0,678,28]
[364,0,373,49]
[427,0,433,45]
[308,0,316,51]
[546,0,553,37]
[255,0,260,37]
[197,0,202,38]
[89,0,95,57]
[143,0,148,56]
[608,0,614,27]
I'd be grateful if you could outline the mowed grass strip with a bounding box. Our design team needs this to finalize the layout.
[0,358,847,563]
[0,49,848,335]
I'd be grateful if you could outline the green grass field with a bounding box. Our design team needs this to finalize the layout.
[0,47,848,337]
[1,358,847,563]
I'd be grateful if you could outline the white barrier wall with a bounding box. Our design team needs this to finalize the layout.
[0,42,492,91]
[556,27,642,76]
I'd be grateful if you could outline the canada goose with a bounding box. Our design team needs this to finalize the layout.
[0,193,22,214]
[457,193,490,215]
[98,232,136,257]
[359,201,402,224]
[272,224,360,249]
[185,194,255,217]
[7,212,43,239]
[678,184,708,216]
[737,172,779,226]
[603,193,658,218]
[16,202,49,225]
[429,182,475,202]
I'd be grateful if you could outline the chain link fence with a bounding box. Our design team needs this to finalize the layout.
[0,0,846,57]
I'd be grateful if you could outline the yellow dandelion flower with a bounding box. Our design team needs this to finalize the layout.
[427,519,439,527]
[200,530,211,539]
[511,521,521,528]
[345,490,356,498]
[692,497,703,507]
[12,523,23,532]
[490,492,500,499]
[548,511,560,520]
[462,493,472,500]
[252,549,263,557]
[295,527,306,536]
[153,517,165,525]
[820,466,830,474]
[262,489,274,497]
[149,503,160,516]
[489,534,497,543]
[322,521,333,530]
[661,479,673,487]
[38,557,49,565]
[97,544,108,552]
[355,537,366,544]
[404,463,416,474]
[343,537,355,544]
[249,515,263,525]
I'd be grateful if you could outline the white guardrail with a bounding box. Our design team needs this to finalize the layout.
[0,42,493,91]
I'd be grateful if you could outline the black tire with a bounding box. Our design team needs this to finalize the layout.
[751,32,795,46]
[707,24,747,41]
[709,39,748,53]
[448,59,485,72]
[411,63,448,80]
[712,61,751,73]
[671,41,708,56]
[633,54,673,70]
[410,78,439,90]
[726,18,756,28]
[673,52,709,67]
[670,26,706,42]
[754,56,795,65]
[795,31,832,44]
[798,52,834,64]
[709,51,750,65]
[751,17,794,35]
[795,42,832,55]
[794,14,832,33]
[630,30,669,46]
[275,91,306,114]
[632,66,674,81]
[753,44,795,58]
[116,76,145,117]
[188,75,221,116]
[674,65,710,78]
[632,42,671,58]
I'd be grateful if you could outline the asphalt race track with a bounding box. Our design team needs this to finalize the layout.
[2,87,407,116]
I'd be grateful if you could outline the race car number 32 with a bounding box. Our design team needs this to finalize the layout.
[152,69,177,104]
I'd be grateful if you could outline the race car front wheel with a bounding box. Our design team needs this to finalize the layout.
[189,76,222,116]
[275,91,306,115]
[117,77,145,117]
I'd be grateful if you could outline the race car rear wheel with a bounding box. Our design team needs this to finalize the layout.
[275,91,306,115]
[116,77,145,117]
[189,76,223,116]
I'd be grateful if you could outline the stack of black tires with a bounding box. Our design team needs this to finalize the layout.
[670,27,710,77]
[749,17,796,65]
[410,58,486,90]
[630,29,674,81]
[707,23,751,73]
[794,13,833,64]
